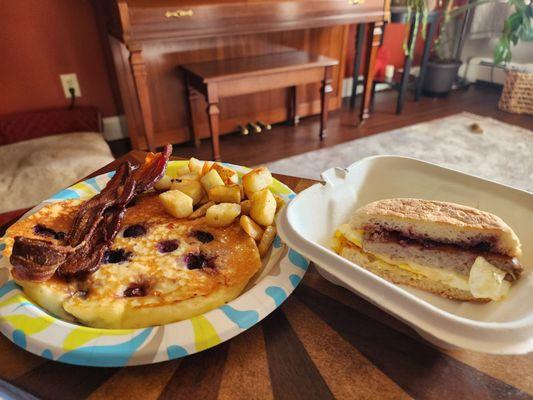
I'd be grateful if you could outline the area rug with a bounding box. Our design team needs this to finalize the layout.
[265,112,533,192]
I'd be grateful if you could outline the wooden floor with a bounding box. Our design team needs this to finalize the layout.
[108,84,532,166]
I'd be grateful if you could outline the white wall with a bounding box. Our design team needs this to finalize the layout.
[459,38,533,84]
[462,37,533,64]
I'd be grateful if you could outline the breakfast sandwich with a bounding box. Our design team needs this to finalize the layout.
[3,146,281,328]
[333,198,524,302]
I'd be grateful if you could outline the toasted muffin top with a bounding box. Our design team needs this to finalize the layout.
[350,198,521,258]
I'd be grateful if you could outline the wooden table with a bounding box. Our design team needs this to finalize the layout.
[1,152,532,400]
[182,52,338,161]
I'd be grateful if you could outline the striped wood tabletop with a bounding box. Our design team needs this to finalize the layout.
[0,151,531,400]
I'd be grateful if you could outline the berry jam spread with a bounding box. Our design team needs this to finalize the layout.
[157,240,179,253]
[33,224,66,241]
[123,283,148,297]
[75,289,89,298]
[185,252,216,270]
[192,230,214,243]
[103,248,131,264]
[123,224,147,238]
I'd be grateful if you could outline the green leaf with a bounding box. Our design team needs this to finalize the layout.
[421,9,428,40]
[512,0,527,12]
[520,12,533,40]
[493,38,512,65]
[519,25,533,40]
[507,12,523,31]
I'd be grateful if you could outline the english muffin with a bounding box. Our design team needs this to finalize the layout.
[333,198,524,302]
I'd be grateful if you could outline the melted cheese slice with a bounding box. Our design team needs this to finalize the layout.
[335,227,510,301]
[469,256,510,301]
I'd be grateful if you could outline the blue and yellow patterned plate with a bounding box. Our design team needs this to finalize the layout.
[0,161,309,367]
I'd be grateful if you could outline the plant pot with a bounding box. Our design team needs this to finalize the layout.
[422,60,462,97]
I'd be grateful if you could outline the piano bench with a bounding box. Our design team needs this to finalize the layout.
[181,51,338,161]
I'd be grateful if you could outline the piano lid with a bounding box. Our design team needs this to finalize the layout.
[109,0,388,43]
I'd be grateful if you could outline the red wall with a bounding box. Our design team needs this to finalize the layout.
[0,0,117,117]
[0,2,423,118]
[345,23,425,78]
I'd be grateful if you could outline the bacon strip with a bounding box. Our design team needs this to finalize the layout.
[132,144,172,193]
[11,237,69,281]
[10,145,172,282]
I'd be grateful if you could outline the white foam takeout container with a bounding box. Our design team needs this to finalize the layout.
[276,156,533,354]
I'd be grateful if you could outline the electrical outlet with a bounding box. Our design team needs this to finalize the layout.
[59,73,81,98]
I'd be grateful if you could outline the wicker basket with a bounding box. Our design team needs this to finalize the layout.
[498,70,533,115]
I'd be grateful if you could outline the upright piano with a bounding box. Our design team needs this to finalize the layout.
[97,0,390,151]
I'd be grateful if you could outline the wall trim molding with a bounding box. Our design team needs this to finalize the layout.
[341,76,391,99]
[103,115,128,140]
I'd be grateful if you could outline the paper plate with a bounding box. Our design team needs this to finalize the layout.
[0,161,309,367]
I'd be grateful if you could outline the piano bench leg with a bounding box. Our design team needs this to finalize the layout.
[320,67,333,140]
[360,22,382,122]
[185,81,201,148]
[207,103,221,161]
[289,86,300,126]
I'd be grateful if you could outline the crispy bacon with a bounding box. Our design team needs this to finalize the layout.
[10,145,172,282]
[132,144,172,193]
[11,237,69,281]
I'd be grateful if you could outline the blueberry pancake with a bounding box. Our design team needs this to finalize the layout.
[3,193,261,328]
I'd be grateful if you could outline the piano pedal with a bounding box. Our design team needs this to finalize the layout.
[238,124,249,135]
[257,120,271,130]
[248,122,262,133]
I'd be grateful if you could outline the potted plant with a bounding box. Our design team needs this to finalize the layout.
[421,0,533,96]
[422,0,462,96]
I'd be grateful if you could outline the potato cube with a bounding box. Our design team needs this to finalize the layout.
[200,169,225,192]
[240,200,251,216]
[178,172,200,181]
[188,201,215,219]
[250,188,276,226]
[198,193,210,205]
[159,190,193,218]
[211,163,239,184]
[170,179,204,205]
[206,203,241,227]
[208,184,241,203]
[242,167,273,198]
[240,215,264,241]
[188,157,204,174]
[154,175,172,191]
[273,194,285,212]
[201,161,214,176]
[176,164,191,176]
[258,225,277,257]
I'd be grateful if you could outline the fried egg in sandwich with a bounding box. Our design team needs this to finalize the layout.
[333,198,524,302]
